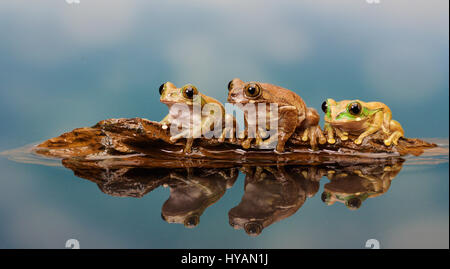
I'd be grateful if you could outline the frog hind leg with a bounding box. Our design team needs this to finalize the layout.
[274,106,299,152]
[300,108,326,149]
[302,125,326,150]
[381,110,392,134]
[239,117,254,149]
[354,111,383,145]
[219,114,236,143]
[241,125,258,149]
[384,120,404,146]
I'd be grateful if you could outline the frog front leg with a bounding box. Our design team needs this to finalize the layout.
[240,116,264,149]
[183,115,217,152]
[334,128,349,141]
[170,129,195,153]
[324,122,336,144]
[241,128,264,149]
[219,113,236,143]
[354,111,383,144]
[169,118,205,153]
[160,114,171,130]
[324,123,349,144]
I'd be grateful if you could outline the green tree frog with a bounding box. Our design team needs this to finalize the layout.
[321,99,404,146]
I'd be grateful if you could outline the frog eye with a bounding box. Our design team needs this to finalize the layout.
[159,83,166,95]
[182,85,198,99]
[227,80,233,91]
[184,215,199,228]
[244,222,262,236]
[346,197,362,210]
[321,192,330,203]
[348,102,362,116]
[321,101,328,113]
[243,83,261,98]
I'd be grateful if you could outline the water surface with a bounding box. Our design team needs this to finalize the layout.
[0,139,447,248]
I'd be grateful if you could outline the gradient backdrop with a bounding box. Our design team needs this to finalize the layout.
[0,0,448,248]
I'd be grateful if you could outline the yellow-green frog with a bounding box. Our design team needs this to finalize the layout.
[159,82,235,153]
[321,99,404,146]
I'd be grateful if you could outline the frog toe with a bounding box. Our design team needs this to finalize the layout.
[275,144,285,153]
[301,129,309,142]
[238,131,246,140]
[319,136,327,144]
[242,139,252,149]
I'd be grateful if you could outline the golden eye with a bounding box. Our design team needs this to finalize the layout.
[244,83,261,98]
[348,102,362,116]
[182,85,198,99]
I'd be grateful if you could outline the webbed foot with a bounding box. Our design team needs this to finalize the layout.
[301,125,326,150]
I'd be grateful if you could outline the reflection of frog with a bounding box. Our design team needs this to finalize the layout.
[228,166,320,236]
[162,168,238,228]
[227,78,326,152]
[321,162,403,210]
[322,99,404,146]
[159,82,235,153]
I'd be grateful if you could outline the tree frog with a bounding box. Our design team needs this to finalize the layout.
[321,99,404,146]
[159,82,235,153]
[227,78,326,152]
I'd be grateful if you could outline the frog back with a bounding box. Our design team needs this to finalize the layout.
[260,83,307,111]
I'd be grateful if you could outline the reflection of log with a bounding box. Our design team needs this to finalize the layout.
[62,158,170,197]
[34,118,436,164]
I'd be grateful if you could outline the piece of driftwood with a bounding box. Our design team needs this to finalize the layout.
[34,118,437,165]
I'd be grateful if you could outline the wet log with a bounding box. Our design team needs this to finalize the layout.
[34,118,437,165]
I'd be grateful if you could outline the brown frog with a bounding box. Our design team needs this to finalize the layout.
[227,78,326,152]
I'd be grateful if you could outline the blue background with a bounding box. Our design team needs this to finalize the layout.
[0,0,448,248]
